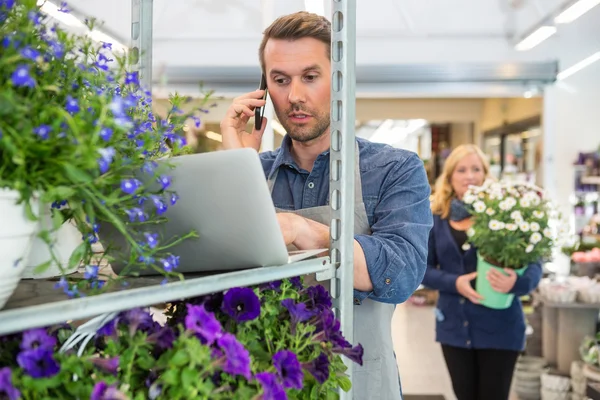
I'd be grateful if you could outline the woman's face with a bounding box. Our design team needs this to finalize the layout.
[450,153,486,199]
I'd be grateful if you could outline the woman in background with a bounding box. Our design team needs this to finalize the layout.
[422,144,542,400]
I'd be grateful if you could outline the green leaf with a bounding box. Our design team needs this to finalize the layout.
[68,241,88,269]
[180,367,197,388]
[44,186,77,202]
[63,164,93,184]
[161,369,180,386]
[337,375,352,392]
[170,349,190,367]
[33,260,52,274]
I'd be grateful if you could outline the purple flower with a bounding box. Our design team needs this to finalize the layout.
[20,46,39,60]
[97,319,117,337]
[95,53,112,71]
[0,367,20,400]
[216,333,251,379]
[17,348,60,378]
[306,285,332,312]
[65,95,79,114]
[222,287,260,322]
[84,265,99,280]
[98,147,116,174]
[273,350,304,390]
[159,255,179,272]
[143,232,159,249]
[47,40,64,58]
[57,1,69,12]
[191,116,202,128]
[289,276,303,289]
[125,207,147,222]
[185,304,223,345]
[33,125,51,140]
[28,11,42,25]
[20,328,56,351]
[198,292,224,313]
[125,71,139,86]
[121,308,154,336]
[120,178,142,194]
[90,356,119,375]
[149,195,167,215]
[99,127,113,141]
[157,175,171,190]
[261,280,282,292]
[147,326,175,350]
[91,382,127,400]
[281,299,315,333]
[0,0,15,10]
[170,193,179,206]
[303,353,330,384]
[333,343,364,366]
[255,372,287,400]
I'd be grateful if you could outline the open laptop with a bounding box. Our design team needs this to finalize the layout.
[101,148,327,276]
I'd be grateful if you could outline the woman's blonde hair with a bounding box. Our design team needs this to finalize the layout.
[431,144,491,218]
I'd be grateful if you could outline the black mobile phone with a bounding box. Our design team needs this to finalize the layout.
[254,74,268,131]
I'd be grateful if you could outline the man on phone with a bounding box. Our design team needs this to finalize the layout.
[219,11,432,400]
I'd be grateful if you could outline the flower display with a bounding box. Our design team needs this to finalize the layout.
[463,180,561,269]
[0,278,362,399]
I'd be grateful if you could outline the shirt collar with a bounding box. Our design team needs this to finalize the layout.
[266,134,334,179]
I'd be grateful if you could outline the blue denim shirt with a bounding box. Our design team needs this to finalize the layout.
[422,214,543,351]
[259,135,433,305]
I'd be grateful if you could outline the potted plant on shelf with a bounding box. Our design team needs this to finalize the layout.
[462,180,560,309]
[0,0,207,302]
[0,279,363,399]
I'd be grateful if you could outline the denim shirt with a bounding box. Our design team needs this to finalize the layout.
[259,135,433,304]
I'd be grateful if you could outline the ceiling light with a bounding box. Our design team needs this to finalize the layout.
[38,0,85,28]
[557,51,600,80]
[515,26,557,51]
[555,0,600,24]
[304,0,325,16]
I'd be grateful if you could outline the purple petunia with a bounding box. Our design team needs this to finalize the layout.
[215,333,251,379]
[147,326,175,350]
[332,343,364,366]
[273,350,304,390]
[17,348,60,378]
[91,381,127,400]
[302,353,330,384]
[0,367,20,400]
[281,298,315,328]
[222,287,261,323]
[306,285,332,312]
[20,328,56,351]
[90,356,119,375]
[255,372,287,400]
[121,308,154,336]
[184,304,223,345]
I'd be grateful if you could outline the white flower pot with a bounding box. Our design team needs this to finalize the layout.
[0,188,40,309]
[23,209,82,279]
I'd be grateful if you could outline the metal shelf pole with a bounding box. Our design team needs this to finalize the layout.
[130,0,153,91]
[329,0,357,398]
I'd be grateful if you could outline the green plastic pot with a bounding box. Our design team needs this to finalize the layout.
[475,255,526,309]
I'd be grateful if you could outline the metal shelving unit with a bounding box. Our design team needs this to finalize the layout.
[1,0,356,396]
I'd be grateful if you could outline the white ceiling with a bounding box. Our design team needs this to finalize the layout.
[54,0,599,97]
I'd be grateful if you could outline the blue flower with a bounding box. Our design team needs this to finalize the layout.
[58,1,69,12]
[20,46,40,60]
[157,175,171,190]
[28,11,42,25]
[11,64,36,88]
[65,95,79,114]
[99,127,113,141]
[0,0,15,10]
[144,232,159,249]
[149,195,167,215]
[120,178,142,195]
[101,42,112,50]
[95,53,112,71]
[138,255,154,264]
[0,367,20,400]
[192,116,202,128]
[160,255,180,272]
[98,147,116,174]
[125,71,139,86]
[142,161,158,174]
[33,125,51,140]
[47,40,64,58]
[125,207,147,222]
[84,265,99,280]
[170,193,179,206]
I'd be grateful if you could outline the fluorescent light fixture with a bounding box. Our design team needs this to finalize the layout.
[38,0,85,28]
[557,51,600,80]
[88,30,128,53]
[205,131,222,142]
[515,26,557,51]
[555,0,600,23]
[304,0,325,16]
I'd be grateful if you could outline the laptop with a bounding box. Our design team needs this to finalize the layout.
[100,148,327,276]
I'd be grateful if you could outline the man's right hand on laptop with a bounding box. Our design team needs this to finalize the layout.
[220,89,267,151]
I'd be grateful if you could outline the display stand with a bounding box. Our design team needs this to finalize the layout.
[0,0,357,398]
[542,302,600,374]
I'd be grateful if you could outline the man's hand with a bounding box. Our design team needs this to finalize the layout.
[487,267,518,294]
[219,89,268,151]
[276,213,301,245]
[455,272,484,304]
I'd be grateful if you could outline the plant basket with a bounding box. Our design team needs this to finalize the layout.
[475,255,525,309]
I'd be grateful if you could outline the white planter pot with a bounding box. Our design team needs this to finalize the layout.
[23,210,82,279]
[0,189,40,309]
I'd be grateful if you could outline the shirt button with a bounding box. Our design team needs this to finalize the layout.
[466,340,471,346]
[460,298,465,304]
[354,298,360,305]
[385,278,391,284]
[464,321,469,327]
[307,182,315,189]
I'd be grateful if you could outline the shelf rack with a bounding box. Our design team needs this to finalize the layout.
[1,0,357,397]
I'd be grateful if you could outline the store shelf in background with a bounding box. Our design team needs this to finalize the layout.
[582,176,600,185]
[0,256,332,336]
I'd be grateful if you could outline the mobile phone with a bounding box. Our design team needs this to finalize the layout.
[254,74,268,131]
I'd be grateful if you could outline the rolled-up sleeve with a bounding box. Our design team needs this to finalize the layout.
[353,153,433,304]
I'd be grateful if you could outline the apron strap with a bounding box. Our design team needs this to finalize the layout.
[267,141,364,204]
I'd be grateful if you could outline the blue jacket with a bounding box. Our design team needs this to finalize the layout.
[421,214,542,351]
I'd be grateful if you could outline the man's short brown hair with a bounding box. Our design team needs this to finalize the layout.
[259,11,331,73]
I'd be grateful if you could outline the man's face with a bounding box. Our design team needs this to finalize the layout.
[263,37,331,143]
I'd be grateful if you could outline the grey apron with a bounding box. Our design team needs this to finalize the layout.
[267,144,401,400]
